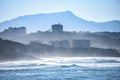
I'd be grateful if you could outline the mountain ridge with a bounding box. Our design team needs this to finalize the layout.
[0,11,120,33]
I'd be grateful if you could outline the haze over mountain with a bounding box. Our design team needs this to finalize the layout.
[0,11,120,33]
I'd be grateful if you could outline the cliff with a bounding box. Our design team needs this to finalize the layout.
[0,38,120,61]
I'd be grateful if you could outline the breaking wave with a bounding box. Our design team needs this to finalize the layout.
[0,57,120,80]
[0,57,120,70]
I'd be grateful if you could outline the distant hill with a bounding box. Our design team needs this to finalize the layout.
[0,11,120,33]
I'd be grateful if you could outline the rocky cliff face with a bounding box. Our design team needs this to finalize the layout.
[0,38,120,61]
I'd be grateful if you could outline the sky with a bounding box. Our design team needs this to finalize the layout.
[0,0,120,23]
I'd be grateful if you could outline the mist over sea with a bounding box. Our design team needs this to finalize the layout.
[0,57,120,80]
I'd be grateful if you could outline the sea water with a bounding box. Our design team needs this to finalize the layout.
[0,57,120,80]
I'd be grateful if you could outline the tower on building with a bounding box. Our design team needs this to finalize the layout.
[51,23,63,32]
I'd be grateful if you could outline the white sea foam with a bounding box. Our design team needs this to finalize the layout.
[0,57,120,70]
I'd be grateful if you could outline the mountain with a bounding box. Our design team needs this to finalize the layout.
[0,11,120,33]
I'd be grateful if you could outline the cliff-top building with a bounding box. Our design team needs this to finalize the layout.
[2,27,26,36]
[50,40,70,48]
[72,39,90,48]
[0,27,26,41]
[51,23,63,32]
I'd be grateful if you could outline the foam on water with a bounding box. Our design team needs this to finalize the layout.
[0,57,120,70]
[0,57,120,80]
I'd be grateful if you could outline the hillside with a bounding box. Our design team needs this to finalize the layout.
[0,38,120,61]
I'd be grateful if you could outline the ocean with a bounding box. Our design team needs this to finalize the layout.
[0,57,120,80]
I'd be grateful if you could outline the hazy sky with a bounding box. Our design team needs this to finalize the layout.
[0,0,120,22]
